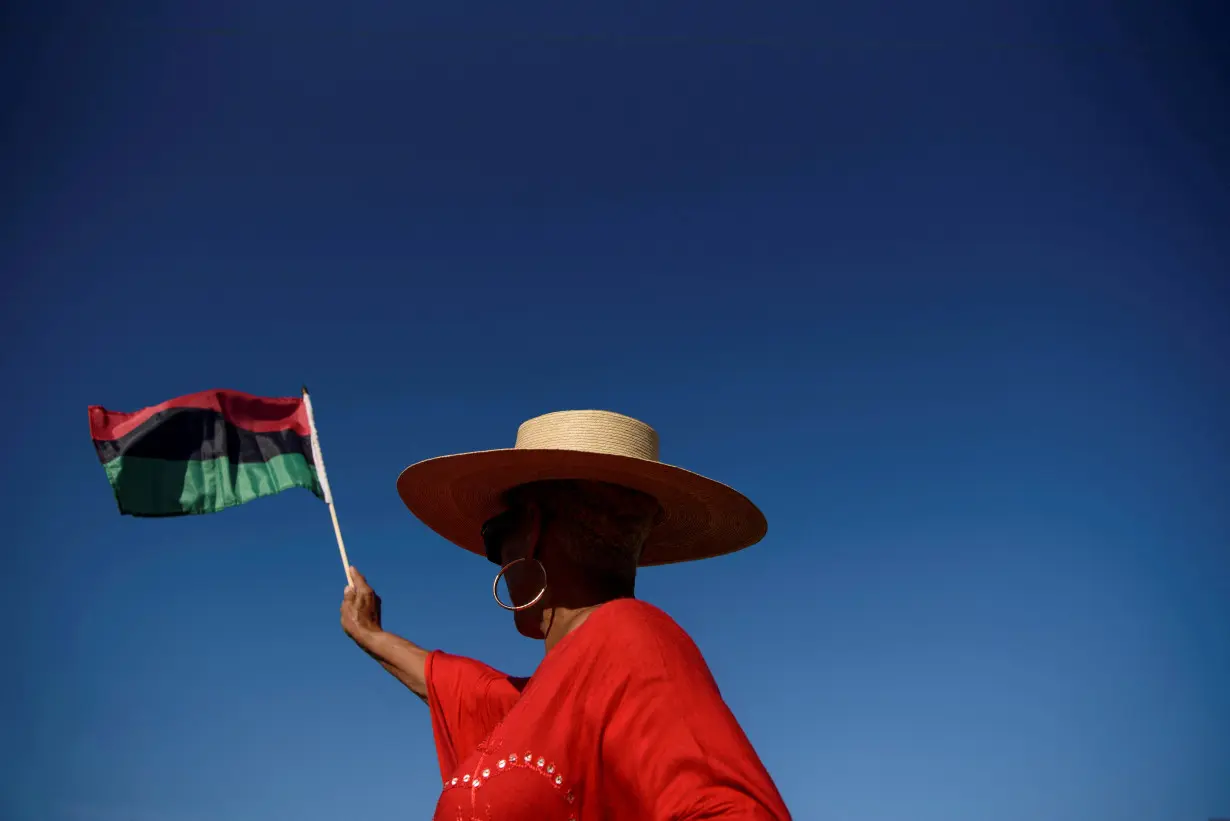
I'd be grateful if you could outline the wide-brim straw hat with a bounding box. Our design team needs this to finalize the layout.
[396,410,767,566]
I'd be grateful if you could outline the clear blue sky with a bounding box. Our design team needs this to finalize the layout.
[3,3,1228,820]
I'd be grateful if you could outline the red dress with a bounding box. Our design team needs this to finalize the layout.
[427,598,791,820]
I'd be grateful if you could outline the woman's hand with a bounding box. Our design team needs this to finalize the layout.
[341,566,383,641]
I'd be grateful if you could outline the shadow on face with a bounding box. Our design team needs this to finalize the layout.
[487,505,549,639]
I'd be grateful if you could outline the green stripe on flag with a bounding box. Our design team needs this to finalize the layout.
[101,452,324,516]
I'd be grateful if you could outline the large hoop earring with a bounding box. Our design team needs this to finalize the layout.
[492,558,548,612]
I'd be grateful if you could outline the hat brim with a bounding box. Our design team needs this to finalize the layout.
[396,449,767,566]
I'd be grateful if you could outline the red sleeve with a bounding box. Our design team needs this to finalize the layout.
[599,605,792,819]
[424,650,524,781]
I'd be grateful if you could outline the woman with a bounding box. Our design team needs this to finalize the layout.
[341,410,791,820]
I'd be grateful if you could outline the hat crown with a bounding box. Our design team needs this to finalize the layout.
[514,410,660,462]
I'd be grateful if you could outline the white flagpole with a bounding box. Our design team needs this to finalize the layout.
[301,386,354,586]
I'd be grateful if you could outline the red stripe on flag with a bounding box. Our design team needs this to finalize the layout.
[88,389,312,441]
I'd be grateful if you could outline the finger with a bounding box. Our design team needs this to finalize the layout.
[349,566,370,591]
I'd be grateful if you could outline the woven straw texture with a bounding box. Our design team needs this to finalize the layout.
[396,410,766,566]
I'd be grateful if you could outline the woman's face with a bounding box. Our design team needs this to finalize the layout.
[484,505,549,638]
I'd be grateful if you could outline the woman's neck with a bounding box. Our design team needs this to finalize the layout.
[537,570,636,653]
[541,601,612,653]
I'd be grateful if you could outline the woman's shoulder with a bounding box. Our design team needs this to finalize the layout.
[596,596,682,631]
[589,598,711,672]
[426,649,530,692]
